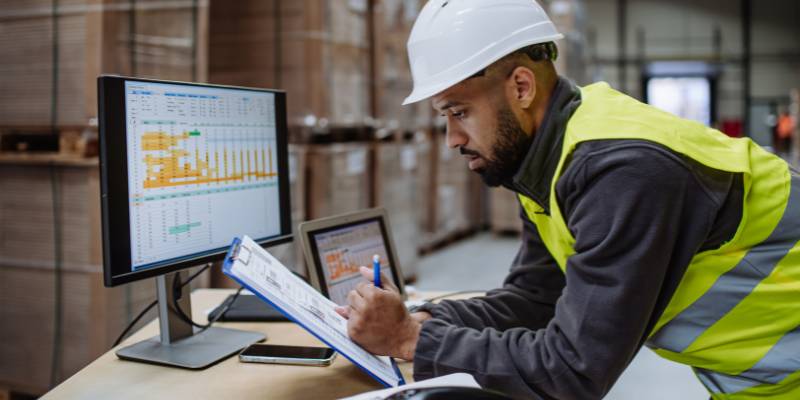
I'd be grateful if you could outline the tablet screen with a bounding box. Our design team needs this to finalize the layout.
[308,218,398,305]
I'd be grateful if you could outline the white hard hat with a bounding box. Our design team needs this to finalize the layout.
[403,0,563,105]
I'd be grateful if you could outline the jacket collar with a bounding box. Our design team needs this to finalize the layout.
[504,77,583,215]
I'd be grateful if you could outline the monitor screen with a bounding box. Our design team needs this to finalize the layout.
[124,81,282,272]
[308,218,398,305]
[98,76,291,286]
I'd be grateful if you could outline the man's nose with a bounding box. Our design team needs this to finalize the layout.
[445,122,468,149]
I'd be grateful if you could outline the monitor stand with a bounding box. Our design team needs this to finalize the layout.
[116,270,265,369]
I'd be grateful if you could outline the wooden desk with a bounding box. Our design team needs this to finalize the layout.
[42,289,417,399]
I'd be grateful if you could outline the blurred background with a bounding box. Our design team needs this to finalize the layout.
[0,0,798,398]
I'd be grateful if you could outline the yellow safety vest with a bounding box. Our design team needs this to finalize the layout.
[518,82,800,399]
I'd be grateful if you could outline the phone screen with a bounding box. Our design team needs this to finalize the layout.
[241,344,335,360]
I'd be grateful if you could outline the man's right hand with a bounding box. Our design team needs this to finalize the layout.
[334,267,432,360]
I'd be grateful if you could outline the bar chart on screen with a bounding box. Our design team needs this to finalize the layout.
[138,124,278,190]
[124,81,282,271]
[315,220,394,304]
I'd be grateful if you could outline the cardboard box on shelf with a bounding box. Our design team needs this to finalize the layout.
[372,0,414,130]
[0,0,207,128]
[0,160,209,395]
[281,0,371,127]
[490,188,522,235]
[418,130,473,246]
[208,0,280,89]
[0,0,88,127]
[305,142,371,220]
[414,131,435,236]
[209,0,371,128]
[468,172,489,231]
[372,141,420,281]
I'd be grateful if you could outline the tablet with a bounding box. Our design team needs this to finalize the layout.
[299,208,407,306]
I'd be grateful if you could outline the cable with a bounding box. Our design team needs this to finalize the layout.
[49,0,63,389]
[112,299,157,348]
[171,270,244,332]
[111,264,211,348]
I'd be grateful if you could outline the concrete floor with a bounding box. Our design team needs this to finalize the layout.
[412,232,709,399]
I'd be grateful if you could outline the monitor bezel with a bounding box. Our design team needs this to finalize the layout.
[98,75,292,287]
[298,208,407,302]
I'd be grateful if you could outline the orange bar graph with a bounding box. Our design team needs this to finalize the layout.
[261,148,266,176]
[326,251,362,281]
[246,149,252,182]
[141,130,277,189]
[240,150,245,182]
[214,151,219,183]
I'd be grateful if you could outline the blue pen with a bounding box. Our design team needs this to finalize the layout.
[372,254,382,288]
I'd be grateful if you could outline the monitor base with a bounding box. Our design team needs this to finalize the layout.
[116,326,265,370]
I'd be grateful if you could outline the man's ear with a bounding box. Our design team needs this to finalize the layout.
[508,66,536,109]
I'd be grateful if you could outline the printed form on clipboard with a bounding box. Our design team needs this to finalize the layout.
[223,235,405,387]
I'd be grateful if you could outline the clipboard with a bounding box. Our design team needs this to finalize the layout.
[223,235,405,387]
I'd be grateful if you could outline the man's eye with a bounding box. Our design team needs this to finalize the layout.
[452,110,466,118]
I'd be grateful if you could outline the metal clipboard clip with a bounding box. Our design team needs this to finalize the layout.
[229,241,252,266]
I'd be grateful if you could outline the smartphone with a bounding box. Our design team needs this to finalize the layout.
[239,344,337,366]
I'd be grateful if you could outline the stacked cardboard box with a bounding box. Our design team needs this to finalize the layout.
[0,0,88,126]
[0,162,100,271]
[128,0,207,82]
[305,143,371,220]
[0,161,209,395]
[372,141,419,280]
[414,131,435,235]
[468,172,490,231]
[0,0,207,128]
[373,0,435,133]
[210,0,371,127]
[421,131,473,245]
[208,0,280,90]
[209,0,435,132]
[490,188,523,235]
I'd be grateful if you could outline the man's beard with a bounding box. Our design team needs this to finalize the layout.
[462,106,533,187]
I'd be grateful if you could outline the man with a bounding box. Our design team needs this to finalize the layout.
[334,1,800,399]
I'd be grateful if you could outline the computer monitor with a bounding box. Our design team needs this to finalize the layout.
[97,75,292,369]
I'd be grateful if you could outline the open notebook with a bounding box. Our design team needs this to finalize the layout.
[223,235,405,387]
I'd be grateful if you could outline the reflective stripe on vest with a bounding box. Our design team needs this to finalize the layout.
[518,82,800,398]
